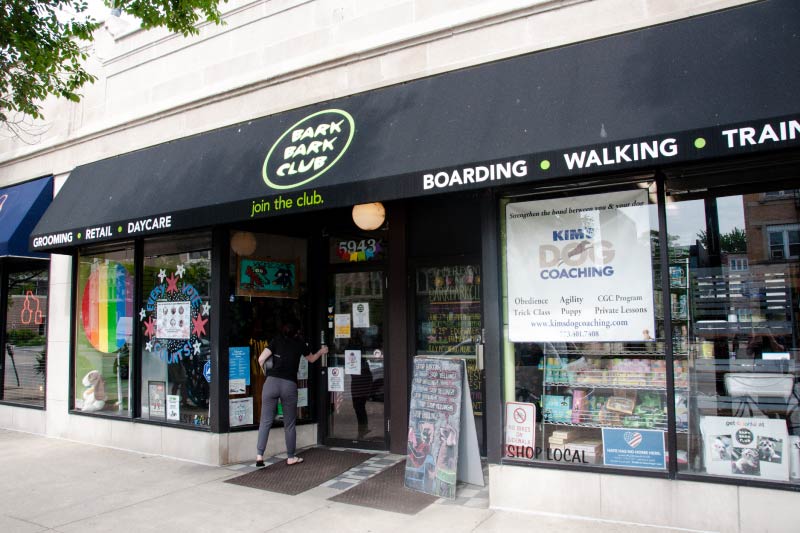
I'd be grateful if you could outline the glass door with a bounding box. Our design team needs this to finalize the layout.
[324,270,386,447]
[414,264,485,453]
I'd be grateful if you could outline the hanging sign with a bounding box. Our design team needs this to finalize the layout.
[506,189,655,342]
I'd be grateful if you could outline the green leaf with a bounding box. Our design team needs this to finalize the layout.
[2,0,227,126]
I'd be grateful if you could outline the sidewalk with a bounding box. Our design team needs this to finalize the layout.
[0,429,684,533]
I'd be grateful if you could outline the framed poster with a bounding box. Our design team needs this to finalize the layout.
[148,381,166,419]
[236,257,299,298]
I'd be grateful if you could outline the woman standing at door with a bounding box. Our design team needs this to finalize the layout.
[256,318,327,466]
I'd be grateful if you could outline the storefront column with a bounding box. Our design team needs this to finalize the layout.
[0,264,7,400]
[132,240,144,418]
[210,228,230,433]
[387,201,408,454]
[480,191,504,463]
[310,229,327,443]
[656,174,679,476]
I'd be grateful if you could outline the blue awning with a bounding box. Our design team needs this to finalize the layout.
[0,176,53,258]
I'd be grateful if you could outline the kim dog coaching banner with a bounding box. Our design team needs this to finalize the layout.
[506,189,655,343]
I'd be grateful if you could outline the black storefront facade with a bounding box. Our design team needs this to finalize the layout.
[29,0,800,527]
[1,175,53,410]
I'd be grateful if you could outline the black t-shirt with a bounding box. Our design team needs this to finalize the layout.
[267,335,311,382]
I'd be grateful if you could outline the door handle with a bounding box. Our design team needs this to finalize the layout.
[320,330,328,367]
[476,342,485,371]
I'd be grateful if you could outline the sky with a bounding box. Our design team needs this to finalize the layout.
[666,195,745,246]
[57,0,135,24]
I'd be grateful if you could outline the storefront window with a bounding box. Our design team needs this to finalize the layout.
[140,234,211,426]
[3,265,48,407]
[228,231,310,428]
[74,248,135,416]
[502,183,673,470]
[415,265,483,413]
[666,185,800,485]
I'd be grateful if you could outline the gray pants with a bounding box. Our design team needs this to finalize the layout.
[256,377,298,457]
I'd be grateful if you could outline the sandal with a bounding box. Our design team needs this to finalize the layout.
[287,456,304,465]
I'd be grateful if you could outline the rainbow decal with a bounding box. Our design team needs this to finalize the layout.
[81,261,134,353]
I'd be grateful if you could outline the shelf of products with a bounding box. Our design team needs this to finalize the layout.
[544,364,689,389]
[542,416,690,434]
[543,375,689,432]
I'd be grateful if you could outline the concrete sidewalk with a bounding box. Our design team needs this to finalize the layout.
[0,429,686,533]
